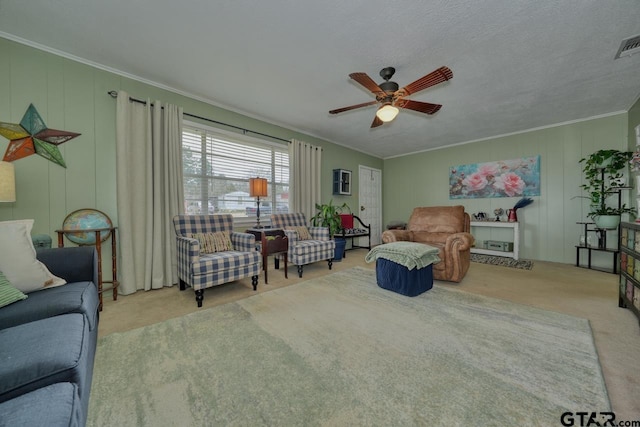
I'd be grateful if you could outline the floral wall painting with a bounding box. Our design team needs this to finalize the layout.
[449,156,541,199]
[0,103,81,168]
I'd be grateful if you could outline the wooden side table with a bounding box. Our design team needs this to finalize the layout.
[55,227,119,311]
[246,228,288,284]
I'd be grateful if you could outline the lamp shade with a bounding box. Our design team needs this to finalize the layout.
[0,161,16,202]
[375,104,399,122]
[249,177,268,197]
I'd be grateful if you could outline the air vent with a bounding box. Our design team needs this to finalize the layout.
[615,34,640,59]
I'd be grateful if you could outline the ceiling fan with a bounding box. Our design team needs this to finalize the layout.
[329,66,453,128]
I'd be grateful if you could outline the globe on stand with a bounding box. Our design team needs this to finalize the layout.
[62,209,113,245]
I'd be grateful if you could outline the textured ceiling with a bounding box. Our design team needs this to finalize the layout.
[0,0,639,158]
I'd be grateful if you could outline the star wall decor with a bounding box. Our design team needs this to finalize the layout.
[0,104,81,168]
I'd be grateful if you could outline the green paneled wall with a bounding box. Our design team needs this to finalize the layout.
[0,37,381,234]
[1,37,637,269]
[383,113,630,265]
[629,96,640,150]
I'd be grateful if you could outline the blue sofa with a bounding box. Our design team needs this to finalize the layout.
[0,246,100,427]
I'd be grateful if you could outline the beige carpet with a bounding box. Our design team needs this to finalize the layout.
[97,250,640,421]
[89,267,609,426]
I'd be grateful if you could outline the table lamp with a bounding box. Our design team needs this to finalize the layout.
[0,161,16,202]
[249,177,268,228]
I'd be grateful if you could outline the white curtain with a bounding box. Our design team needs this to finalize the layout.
[116,91,184,294]
[289,139,322,220]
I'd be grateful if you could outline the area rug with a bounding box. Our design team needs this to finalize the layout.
[471,253,534,270]
[88,267,608,426]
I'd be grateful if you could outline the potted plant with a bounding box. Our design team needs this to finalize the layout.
[310,199,350,261]
[579,149,636,229]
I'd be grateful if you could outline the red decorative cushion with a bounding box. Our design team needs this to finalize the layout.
[340,214,354,230]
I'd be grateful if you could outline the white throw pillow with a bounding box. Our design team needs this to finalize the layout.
[0,219,66,293]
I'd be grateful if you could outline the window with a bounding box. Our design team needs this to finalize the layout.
[182,122,289,226]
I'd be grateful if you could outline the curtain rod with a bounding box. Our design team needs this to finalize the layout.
[107,90,289,143]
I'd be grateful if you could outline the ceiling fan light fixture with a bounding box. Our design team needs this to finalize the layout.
[376,104,399,122]
[330,66,452,127]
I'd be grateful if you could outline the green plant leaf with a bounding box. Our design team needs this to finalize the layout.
[579,149,636,219]
[310,199,351,237]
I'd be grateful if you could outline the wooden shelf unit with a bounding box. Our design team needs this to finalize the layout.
[332,169,351,195]
[619,222,640,326]
[470,221,519,260]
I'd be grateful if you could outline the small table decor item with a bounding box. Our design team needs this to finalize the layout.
[507,197,534,222]
[248,177,268,228]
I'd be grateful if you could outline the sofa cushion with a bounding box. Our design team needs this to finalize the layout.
[0,271,27,308]
[36,246,98,287]
[0,313,92,405]
[194,250,261,274]
[291,239,335,256]
[0,281,99,331]
[0,219,66,293]
[0,382,83,427]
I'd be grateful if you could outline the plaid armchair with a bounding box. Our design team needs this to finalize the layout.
[173,214,261,307]
[270,212,335,278]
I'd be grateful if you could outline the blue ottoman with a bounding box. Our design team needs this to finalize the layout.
[376,258,433,296]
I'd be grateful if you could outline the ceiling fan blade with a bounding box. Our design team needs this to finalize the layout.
[329,100,378,115]
[371,115,384,128]
[349,72,386,97]
[396,99,442,115]
[397,66,453,97]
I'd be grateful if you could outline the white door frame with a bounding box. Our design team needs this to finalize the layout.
[358,165,382,247]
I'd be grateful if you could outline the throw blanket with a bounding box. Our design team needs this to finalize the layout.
[365,242,440,270]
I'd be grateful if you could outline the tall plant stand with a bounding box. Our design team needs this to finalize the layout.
[575,165,632,274]
[575,222,619,274]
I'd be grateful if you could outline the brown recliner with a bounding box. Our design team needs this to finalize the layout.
[381,205,475,282]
